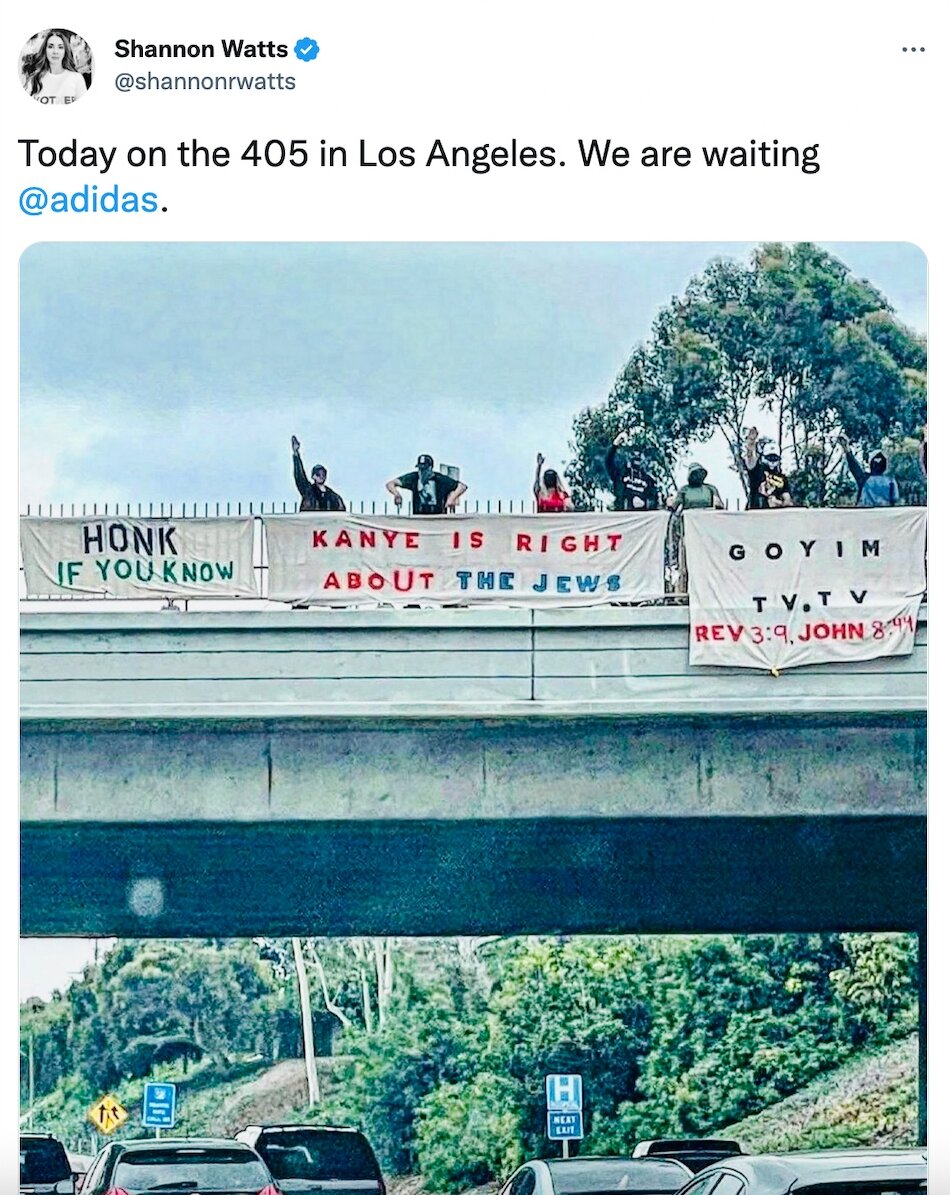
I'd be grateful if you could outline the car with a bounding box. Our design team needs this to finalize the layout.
[66,1153,95,1193]
[235,1123,386,1195]
[79,1137,279,1194]
[20,1133,75,1195]
[632,1139,745,1174]
[670,1147,927,1194]
[498,1155,694,1195]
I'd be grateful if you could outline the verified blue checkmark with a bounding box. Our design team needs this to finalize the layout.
[295,37,319,62]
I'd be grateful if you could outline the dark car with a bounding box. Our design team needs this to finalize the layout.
[632,1139,745,1174]
[670,1147,927,1194]
[498,1155,693,1195]
[235,1124,385,1195]
[80,1138,278,1194]
[20,1133,75,1195]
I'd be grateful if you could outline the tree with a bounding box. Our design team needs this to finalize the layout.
[568,244,926,507]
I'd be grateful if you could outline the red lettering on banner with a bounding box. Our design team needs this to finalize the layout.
[711,625,725,641]
[607,533,622,551]
[312,530,327,548]
[695,626,709,641]
[516,533,532,551]
[562,536,577,552]
[335,530,353,548]
[359,530,376,547]
[728,625,743,642]
[583,534,600,552]
[324,572,341,589]
[383,529,399,548]
[405,532,419,549]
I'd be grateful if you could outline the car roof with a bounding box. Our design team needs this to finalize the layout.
[634,1139,742,1154]
[537,1155,693,1183]
[244,1123,364,1132]
[695,1148,927,1191]
[116,1137,258,1150]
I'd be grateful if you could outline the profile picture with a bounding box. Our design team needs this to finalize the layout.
[19,28,93,105]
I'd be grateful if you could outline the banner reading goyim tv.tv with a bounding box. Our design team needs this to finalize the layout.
[685,507,927,671]
[20,516,257,598]
[263,513,667,606]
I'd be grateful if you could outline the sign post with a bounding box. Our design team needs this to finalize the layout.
[142,1082,177,1139]
[545,1073,583,1158]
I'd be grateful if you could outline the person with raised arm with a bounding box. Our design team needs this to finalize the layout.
[533,453,573,512]
[291,435,346,512]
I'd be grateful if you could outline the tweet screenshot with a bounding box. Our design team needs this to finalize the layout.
[8,2,941,1192]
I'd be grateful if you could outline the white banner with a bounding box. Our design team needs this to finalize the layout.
[20,517,257,598]
[685,508,927,670]
[264,513,667,606]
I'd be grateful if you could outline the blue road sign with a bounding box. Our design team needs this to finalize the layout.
[547,1110,583,1140]
[546,1073,583,1112]
[142,1082,177,1128]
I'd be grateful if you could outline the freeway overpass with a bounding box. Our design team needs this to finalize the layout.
[20,605,925,939]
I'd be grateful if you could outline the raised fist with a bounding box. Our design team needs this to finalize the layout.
[537,452,545,466]
[291,435,301,453]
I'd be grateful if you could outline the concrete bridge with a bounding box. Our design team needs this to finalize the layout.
[20,606,925,939]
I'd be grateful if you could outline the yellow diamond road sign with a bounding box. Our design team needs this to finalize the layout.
[88,1092,128,1134]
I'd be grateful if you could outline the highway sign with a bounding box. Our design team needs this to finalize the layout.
[547,1110,584,1140]
[88,1093,128,1135]
[545,1073,583,1112]
[142,1081,177,1128]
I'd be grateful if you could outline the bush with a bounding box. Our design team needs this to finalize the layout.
[415,1073,523,1191]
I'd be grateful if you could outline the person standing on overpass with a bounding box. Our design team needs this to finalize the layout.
[838,433,900,506]
[292,435,346,512]
[386,454,467,514]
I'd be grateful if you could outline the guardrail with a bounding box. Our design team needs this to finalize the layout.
[20,499,693,607]
[18,499,923,609]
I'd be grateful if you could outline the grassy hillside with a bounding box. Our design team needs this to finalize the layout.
[29,1034,918,1161]
[721,1034,919,1152]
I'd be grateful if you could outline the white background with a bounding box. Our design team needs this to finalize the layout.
[4,0,943,1179]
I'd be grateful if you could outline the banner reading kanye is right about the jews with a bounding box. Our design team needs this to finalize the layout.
[685,507,927,671]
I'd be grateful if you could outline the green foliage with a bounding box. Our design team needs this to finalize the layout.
[568,244,926,507]
[723,1034,918,1152]
[415,1073,523,1191]
[21,933,920,1177]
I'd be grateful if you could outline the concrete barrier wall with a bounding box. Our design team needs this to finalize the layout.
[20,606,927,721]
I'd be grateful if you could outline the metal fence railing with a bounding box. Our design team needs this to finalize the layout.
[18,497,924,609]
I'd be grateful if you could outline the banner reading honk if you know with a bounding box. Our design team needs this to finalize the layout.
[20,517,257,598]
[685,507,927,670]
[263,513,667,606]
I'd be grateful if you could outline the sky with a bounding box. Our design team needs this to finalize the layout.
[18,241,927,999]
[19,241,926,515]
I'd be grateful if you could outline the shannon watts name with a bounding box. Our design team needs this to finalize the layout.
[114,39,289,59]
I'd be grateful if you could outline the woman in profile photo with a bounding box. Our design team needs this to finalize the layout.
[22,29,89,105]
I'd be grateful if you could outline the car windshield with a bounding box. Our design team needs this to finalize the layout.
[548,1159,685,1193]
[257,1131,379,1182]
[21,1137,72,1183]
[113,1146,269,1191]
[797,1184,926,1194]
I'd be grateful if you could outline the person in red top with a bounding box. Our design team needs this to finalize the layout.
[533,453,574,512]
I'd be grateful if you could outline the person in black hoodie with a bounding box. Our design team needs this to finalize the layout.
[605,432,659,511]
[291,435,346,512]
